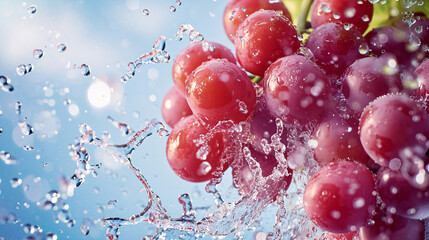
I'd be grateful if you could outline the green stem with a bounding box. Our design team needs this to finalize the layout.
[297,0,314,35]
[250,75,262,84]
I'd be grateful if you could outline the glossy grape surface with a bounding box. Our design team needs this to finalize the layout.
[172,41,236,94]
[235,10,300,76]
[186,59,256,125]
[304,161,376,233]
[263,55,331,124]
[223,0,292,42]
[166,115,229,182]
[161,86,193,128]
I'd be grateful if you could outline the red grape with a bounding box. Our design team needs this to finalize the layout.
[161,86,193,128]
[305,23,367,78]
[235,10,300,76]
[310,114,368,165]
[365,26,421,68]
[359,208,425,240]
[223,0,292,43]
[359,94,429,167]
[303,161,376,233]
[263,55,331,124]
[376,167,429,220]
[166,115,230,182]
[249,97,287,154]
[172,41,236,94]
[186,59,256,125]
[311,0,374,34]
[341,56,403,114]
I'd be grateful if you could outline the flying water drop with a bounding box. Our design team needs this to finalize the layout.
[27,5,37,14]
[16,64,33,76]
[33,49,43,59]
[57,43,67,52]
[80,64,91,76]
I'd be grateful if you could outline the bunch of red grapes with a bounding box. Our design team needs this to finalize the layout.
[161,0,429,239]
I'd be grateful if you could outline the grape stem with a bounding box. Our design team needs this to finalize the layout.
[250,75,262,84]
[296,0,314,35]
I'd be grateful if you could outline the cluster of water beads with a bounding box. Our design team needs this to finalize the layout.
[0,76,14,93]
[175,24,204,43]
[16,64,34,76]
[121,36,171,83]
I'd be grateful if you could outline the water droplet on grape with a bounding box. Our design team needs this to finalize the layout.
[358,42,369,54]
[344,8,356,18]
[333,12,341,19]
[331,210,341,219]
[362,15,370,22]
[319,4,331,14]
[353,197,365,208]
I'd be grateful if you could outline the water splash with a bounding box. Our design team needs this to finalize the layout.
[80,64,91,76]
[0,151,18,165]
[142,9,150,15]
[120,36,170,83]
[175,24,204,43]
[107,116,134,136]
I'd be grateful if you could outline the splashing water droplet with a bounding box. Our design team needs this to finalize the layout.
[170,5,176,12]
[18,121,34,135]
[175,0,182,6]
[0,76,14,93]
[23,145,35,151]
[27,5,37,14]
[16,64,33,76]
[15,101,22,115]
[46,233,58,240]
[106,225,120,240]
[80,64,91,76]
[358,42,369,54]
[57,43,67,52]
[33,49,43,59]
[10,177,22,188]
[409,33,421,47]
[0,151,18,165]
[175,24,204,43]
[142,9,149,15]
[80,225,90,236]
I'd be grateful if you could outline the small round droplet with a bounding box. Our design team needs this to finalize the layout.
[33,49,43,59]
[10,177,22,188]
[80,64,91,76]
[57,43,67,52]
[27,5,37,14]
[358,42,369,54]
[142,9,150,16]
[170,5,176,12]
